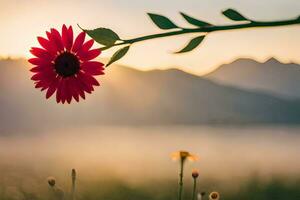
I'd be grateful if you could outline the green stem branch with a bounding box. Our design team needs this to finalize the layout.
[111,17,300,47]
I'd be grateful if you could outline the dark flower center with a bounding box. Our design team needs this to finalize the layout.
[54,52,80,77]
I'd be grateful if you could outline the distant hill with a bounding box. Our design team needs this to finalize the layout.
[0,58,300,134]
[206,58,300,99]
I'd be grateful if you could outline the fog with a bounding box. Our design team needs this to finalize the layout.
[1,126,299,186]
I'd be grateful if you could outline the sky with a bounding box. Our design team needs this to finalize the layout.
[0,0,299,75]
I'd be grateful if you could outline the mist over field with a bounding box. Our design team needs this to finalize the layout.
[1,126,300,200]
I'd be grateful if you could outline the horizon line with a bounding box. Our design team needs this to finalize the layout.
[0,55,299,77]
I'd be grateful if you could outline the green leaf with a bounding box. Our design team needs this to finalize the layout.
[106,46,130,67]
[222,9,248,21]
[175,35,205,53]
[84,28,120,46]
[148,13,179,30]
[180,12,211,27]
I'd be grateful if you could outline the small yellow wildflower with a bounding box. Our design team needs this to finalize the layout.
[171,150,198,162]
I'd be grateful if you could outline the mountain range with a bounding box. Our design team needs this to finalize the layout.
[206,58,300,99]
[0,58,300,134]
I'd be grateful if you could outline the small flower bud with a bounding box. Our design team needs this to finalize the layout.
[72,169,76,181]
[197,192,206,200]
[209,191,220,200]
[47,177,56,187]
[192,169,199,178]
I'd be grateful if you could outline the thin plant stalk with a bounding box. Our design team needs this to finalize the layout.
[172,151,197,200]
[178,159,184,200]
[71,169,76,200]
[191,169,199,200]
[192,178,197,200]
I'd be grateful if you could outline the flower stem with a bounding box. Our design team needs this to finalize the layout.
[178,159,184,200]
[192,178,197,200]
[111,17,300,47]
[71,169,76,200]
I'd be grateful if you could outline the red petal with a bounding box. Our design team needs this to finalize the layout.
[72,32,86,53]
[77,39,94,55]
[45,77,59,99]
[37,36,49,49]
[68,77,80,102]
[46,84,57,99]
[30,65,53,72]
[28,58,51,66]
[81,72,100,86]
[31,70,56,81]
[64,79,72,104]
[68,26,74,38]
[34,81,46,89]
[87,75,100,86]
[50,28,64,51]
[77,72,94,93]
[62,25,73,51]
[76,84,85,99]
[81,61,104,70]
[30,66,43,72]
[56,79,62,103]
[31,73,44,81]
[37,37,57,54]
[83,39,94,50]
[60,79,67,104]
[81,61,105,75]
[79,49,101,61]
[30,47,54,60]
[72,77,85,99]
[68,26,74,49]
[46,31,52,40]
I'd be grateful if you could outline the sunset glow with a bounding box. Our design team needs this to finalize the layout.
[0,0,299,75]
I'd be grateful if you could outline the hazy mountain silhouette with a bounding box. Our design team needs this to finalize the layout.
[0,58,300,134]
[206,58,300,99]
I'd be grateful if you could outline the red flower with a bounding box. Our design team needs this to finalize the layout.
[28,25,104,104]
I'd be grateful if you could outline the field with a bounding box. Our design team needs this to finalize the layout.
[0,126,300,200]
